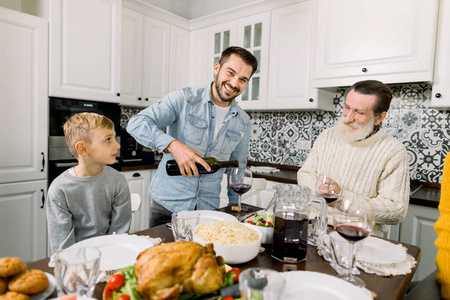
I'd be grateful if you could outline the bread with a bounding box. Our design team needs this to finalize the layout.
[0,259,27,278]
[0,291,30,300]
[0,278,7,294]
[8,270,49,294]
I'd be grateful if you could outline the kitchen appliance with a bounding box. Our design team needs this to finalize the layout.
[48,97,121,185]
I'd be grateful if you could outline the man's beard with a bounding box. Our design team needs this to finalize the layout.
[214,78,239,103]
[335,117,376,143]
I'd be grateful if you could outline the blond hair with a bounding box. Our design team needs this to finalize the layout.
[63,112,115,158]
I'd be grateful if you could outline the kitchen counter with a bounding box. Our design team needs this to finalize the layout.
[120,160,441,208]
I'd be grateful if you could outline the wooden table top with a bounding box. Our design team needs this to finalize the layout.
[28,205,420,300]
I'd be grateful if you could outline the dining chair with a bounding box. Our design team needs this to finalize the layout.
[242,178,268,207]
[130,193,142,233]
[404,270,442,300]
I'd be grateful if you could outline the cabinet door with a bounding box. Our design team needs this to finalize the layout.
[431,0,450,109]
[189,28,210,88]
[122,170,151,231]
[267,1,334,111]
[236,12,270,110]
[0,181,47,262]
[169,25,190,92]
[400,204,439,281]
[313,0,438,88]
[121,7,144,106]
[49,0,121,102]
[0,8,48,184]
[142,16,170,105]
[208,21,238,79]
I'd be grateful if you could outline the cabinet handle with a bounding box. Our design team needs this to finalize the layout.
[116,93,121,97]
[309,98,314,103]
[138,97,142,101]
[132,172,141,178]
[362,67,367,73]
[145,98,149,101]
[435,93,442,98]
[40,189,45,208]
[41,152,45,172]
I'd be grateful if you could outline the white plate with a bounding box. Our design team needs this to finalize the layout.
[196,210,238,223]
[281,271,372,300]
[250,166,279,173]
[357,236,406,264]
[70,235,155,271]
[31,273,56,300]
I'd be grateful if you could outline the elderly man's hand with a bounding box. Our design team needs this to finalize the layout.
[165,140,211,177]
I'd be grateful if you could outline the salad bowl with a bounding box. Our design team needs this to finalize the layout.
[243,211,274,244]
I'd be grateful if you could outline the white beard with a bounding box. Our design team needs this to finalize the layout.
[335,117,376,143]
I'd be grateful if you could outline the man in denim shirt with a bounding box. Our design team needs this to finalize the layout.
[127,46,257,227]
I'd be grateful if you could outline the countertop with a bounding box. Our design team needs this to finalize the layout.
[120,160,441,208]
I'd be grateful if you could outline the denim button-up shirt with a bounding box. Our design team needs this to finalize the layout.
[126,84,251,212]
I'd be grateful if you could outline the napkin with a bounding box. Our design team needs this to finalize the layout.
[317,232,417,277]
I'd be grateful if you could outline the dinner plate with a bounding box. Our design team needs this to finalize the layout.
[249,166,279,173]
[281,271,371,300]
[357,236,406,264]
[197,210,238,223]
[70,235,155,271]
[31,273,56,300]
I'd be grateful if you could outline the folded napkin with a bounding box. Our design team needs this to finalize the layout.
[317,232,417,277]
[48,233,162,282]
[249,166,280,173]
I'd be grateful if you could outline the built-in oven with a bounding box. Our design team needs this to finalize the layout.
[48,97,122,185]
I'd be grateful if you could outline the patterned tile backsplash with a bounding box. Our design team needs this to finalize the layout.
[121,82,449,183]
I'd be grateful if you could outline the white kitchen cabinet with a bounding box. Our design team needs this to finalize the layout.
[236,12,270,110]
[431,0,450,109]
[0,7,48,184]
[313,0,438,88]
[49,0,121,102]
[122,170,155,231]
[208,21,238,79]
[0,180,48,262]
[120,8,170,107]
[169,25,190,92]
[267,1,334,111]
[189,28,210,88]
[399,204,439,281]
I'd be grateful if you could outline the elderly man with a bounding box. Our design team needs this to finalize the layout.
[297,80,410,238]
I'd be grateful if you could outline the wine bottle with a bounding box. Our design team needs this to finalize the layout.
[166,157,239,176]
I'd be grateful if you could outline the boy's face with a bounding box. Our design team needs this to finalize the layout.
[83,127,120,165]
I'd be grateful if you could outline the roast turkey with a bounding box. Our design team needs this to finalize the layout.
[135,241,225,300]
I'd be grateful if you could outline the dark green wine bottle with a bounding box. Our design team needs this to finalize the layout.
[166,157,239,176]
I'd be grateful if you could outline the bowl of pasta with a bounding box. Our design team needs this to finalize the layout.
[193,221,262,264]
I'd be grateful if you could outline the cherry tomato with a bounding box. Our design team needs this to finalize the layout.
[223,297,234,300]
[117,295,131,300]
[103,287,113,300]
[247,220,255,225]
[228,267,241,283]
[268,221,273,227]
[107,274,126,291]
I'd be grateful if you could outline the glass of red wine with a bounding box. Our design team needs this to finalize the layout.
[229,167,253,217]
[315,174,341,205]
[332,194,374,287]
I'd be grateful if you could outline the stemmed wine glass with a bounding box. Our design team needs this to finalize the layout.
[229,167,253,217]
[332,194,374,287]
[315,174,342,205]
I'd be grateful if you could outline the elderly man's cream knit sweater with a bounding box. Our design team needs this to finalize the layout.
[297,127,410,237]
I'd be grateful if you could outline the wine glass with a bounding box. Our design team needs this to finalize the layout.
[332,194,374,287]
[315,174,341,205]
[230,167,253,218]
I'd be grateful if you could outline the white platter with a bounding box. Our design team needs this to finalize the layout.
[357,236,406,264]
[250,166,279,173]
[70,235,155,271]
[197,210,238,223]
[281,271,372,300]
[31,273,56,300]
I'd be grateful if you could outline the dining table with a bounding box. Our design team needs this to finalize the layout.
[27,204,420,300]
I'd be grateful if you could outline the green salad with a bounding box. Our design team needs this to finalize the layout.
[245,211,274,228]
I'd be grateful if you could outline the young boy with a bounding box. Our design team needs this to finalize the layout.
[46,112,131,254]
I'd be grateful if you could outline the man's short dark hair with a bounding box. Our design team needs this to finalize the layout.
[219,46,258,78]
[347,80,393,116]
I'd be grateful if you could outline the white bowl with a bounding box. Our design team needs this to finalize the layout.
[193,223,262,264]
[244,222,273,244]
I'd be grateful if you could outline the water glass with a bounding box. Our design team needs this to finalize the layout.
[54,247,101,298]
[239,268,286,300]
[171,211,200,241]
